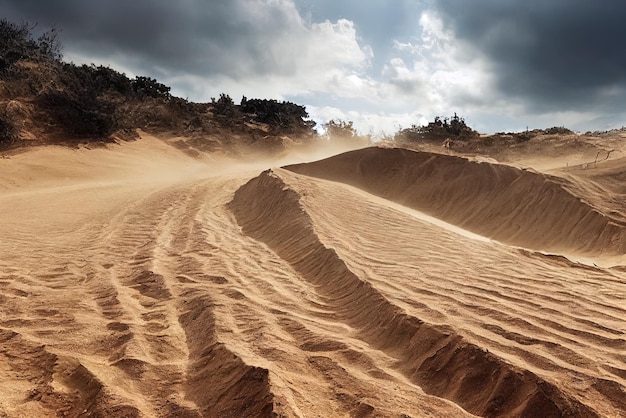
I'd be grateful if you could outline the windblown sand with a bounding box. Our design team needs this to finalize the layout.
[0,134,625,417]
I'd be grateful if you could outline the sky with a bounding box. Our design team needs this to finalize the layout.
[2,0,626,135]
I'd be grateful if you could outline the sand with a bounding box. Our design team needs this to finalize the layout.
[0,134,625,417]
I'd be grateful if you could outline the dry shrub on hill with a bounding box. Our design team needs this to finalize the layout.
[395,113,479,143]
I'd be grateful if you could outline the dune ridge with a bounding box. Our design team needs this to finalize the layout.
[0,329,141,416]
[285,147,626,258]
[229,169,598,417]
[178,289,275,417]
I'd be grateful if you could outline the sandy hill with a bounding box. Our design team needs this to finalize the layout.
[0,19,318,156]
[1,132,625,417]
[285,147,626,263]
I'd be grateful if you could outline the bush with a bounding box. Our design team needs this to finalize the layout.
[212,93,237,117]
[324,119,370,147]
[240,98,310,131]
[543,126,573,135]
[131,76,170,99]
[0,17,320,145]
[38,90,115,138]
[35,26,62,61]
[324,119,357,138]
[0,111,17,147]
[395,113,478,142]
[0,19,62,76]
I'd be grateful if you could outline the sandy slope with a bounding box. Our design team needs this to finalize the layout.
[0,137,625,417]
[286,147,626,264]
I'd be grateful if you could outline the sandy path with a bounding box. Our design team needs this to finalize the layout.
[0,138,470,416]
[1,137,625,417]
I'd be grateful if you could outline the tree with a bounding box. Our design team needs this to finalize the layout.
[212,93,237,117]
[240,98,312,133]
[131,76,171,99]
[36,26,63,61]
[0,19,64,74]
[395,113,478,142]
[324,119,357,139]
[323,119,370,147]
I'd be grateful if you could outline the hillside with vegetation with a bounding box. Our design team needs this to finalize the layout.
[2,18,623,162]
[0,19,319,155]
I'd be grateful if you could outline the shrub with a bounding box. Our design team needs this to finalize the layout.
[324,119,357,139]
[38,90,115,138]
[0,19,62,76]
[131,76,171,99]
[212,93,237,117]
[0,110,17,147]
[395,113,478,142]
[0,17,319,145]
[240,97,315,135]
[35,26,62,61]
[543,126,573,135]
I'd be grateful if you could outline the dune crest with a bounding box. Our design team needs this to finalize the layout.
[229,169,599,417]
[285,147,626,258]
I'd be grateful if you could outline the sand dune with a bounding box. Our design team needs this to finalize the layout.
[1,137,625,417]
[285,147,626,261]
[229,169,601,417]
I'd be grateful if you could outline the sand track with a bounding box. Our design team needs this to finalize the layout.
[0,137,625,417]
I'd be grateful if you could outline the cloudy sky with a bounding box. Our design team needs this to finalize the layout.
[2,0,626,135]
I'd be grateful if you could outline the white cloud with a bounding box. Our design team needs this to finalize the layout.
[301,10,503,136]
[64,0,375,104]
[69,3,614,135]
[307,105,428,138]
[9,0,626,134]
[170,13,376,102]
[383,11,497,113]
[68,3,498,135]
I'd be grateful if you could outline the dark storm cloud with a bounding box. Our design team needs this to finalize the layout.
[0,0,298,78]
[434,0,626,112]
